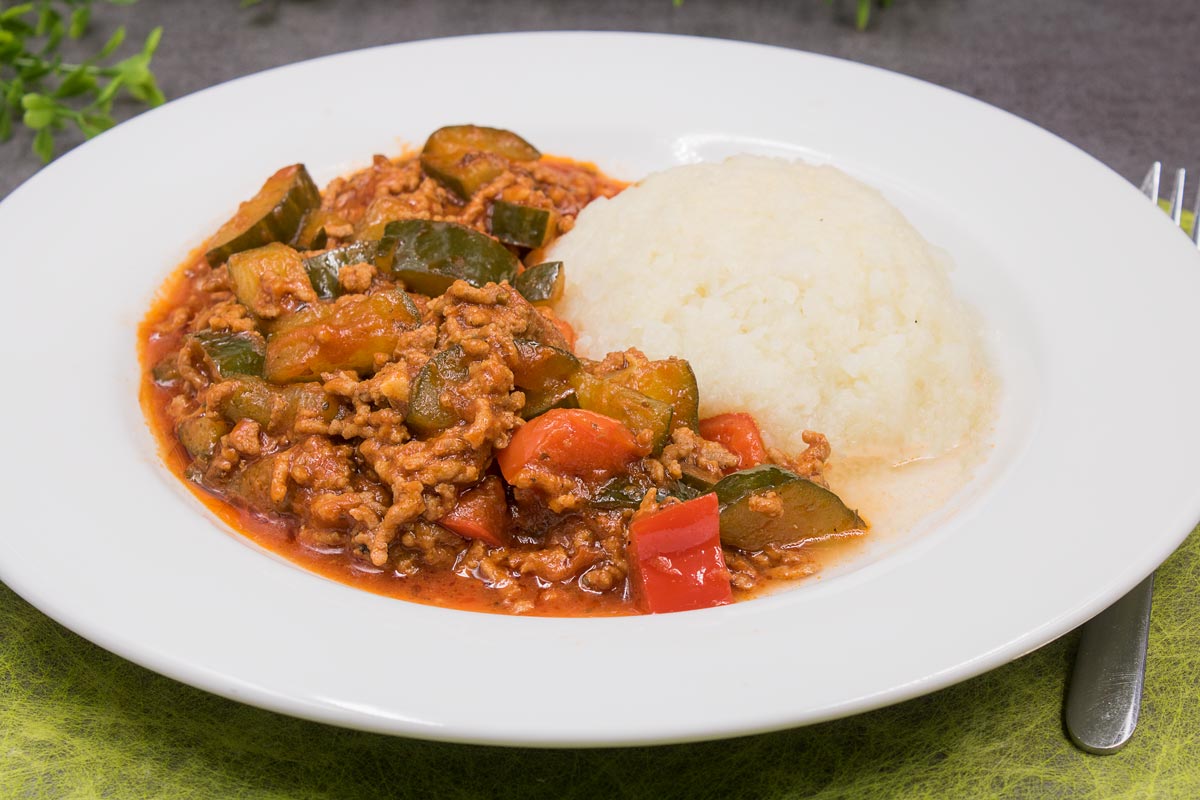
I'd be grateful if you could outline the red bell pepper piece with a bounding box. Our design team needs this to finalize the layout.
[628,493,732,613]
[698,412,768,472]
[439,476,510,546]
[496,408,644,484]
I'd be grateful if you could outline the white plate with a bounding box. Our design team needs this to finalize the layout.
[2,32,1199,747]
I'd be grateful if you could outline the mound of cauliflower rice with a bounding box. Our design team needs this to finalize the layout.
[549,155,993,463]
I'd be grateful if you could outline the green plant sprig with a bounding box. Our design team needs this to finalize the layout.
[0,0,164,162]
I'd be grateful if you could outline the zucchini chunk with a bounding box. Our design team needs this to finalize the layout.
[374,219,518,296]
[227,243,315,318]
[607,357,700,431]
[217,376,339,431]
[204,164,321,267]
[177,414,229,460]
[713,465,865,551]
[225,454,287,512]
[490,200,558,248]
[420,125,540,200]
[511,338,580,419]
[302,241,379,300]
[190,330,265,378]
[291,208,328,251]
[407,345,471,435]
[590,474,703,510]
[513,261,564,306]
[569,371,673,454]
[265,289,421,382]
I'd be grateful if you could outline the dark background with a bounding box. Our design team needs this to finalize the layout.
[1,0,1198,198]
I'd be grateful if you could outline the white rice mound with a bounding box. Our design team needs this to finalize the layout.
[549,155,993,463]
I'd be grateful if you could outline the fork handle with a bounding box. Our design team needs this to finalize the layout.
[1064,574,1154,754]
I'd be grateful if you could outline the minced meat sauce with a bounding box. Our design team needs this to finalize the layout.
[139,127,862,616]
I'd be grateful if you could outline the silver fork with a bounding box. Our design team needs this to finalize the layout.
[1064,163,1200,755]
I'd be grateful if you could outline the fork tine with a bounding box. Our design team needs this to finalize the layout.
[1191,183,1200,247]
[1141,161,1162,200]
[1168,168,1186,225]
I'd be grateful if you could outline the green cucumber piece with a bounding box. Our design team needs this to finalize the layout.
[420,125,540,200]
[264,289,420,382]
[191,330,265,378]
[374,219,518,296]
[291,209,328,251]
[217,376,338,430]
[513,261,564,305]
[569,371,673,454]
[205,164,321,267]
[225,454,286,511]
[713,465,865,551]
[590,475,703,510]
[407,345,470,435]
[227,243,311,318]
[177,415,229,459]
[302,241,379,300]
[511,337,580,419]
[490,200,558,248]
[608,357,700,431]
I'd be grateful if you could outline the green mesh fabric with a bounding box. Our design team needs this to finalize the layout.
[3,527,1197,799]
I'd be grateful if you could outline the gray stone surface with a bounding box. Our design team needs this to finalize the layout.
[2,0,1198,197]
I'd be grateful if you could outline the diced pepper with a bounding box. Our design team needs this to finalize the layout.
[496,408,645,484]
[190,330,265,378]
[570,371,673,454]
[490,200,558,248]
[438,476,510,546]
[204,164,321,267]
[264,289,420,382]
[608,357,700,431]
[713,465,865,551]
[628,493,732,613]
[227,242,314,318]
[420,125,540,200]
[374,219,518,296]
[699,412,768,471]
[513,261,564,305]
[407,346,470,435]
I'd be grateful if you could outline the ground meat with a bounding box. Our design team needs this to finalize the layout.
[657,426,739,485]
[142,147,846,615]
[747,490,784,517]
[769,431,831,482]
[337,261,376,293]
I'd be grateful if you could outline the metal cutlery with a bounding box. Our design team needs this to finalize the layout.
[1064,162,1200,754]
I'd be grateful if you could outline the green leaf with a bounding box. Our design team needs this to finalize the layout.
[0,106,12,142]
[142,25,161,58]
[20,92,56,111]
[93,75,123,109]
[856,0,871,30]
[68,6,90,39]
[98,25,125,58]
[33,126,54,162]
[0,4,35,23]
[82,112,114,133]
[23,106,56,130]
[5,77,24,107]
[116,53,149,85]
[54,67,97,98]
